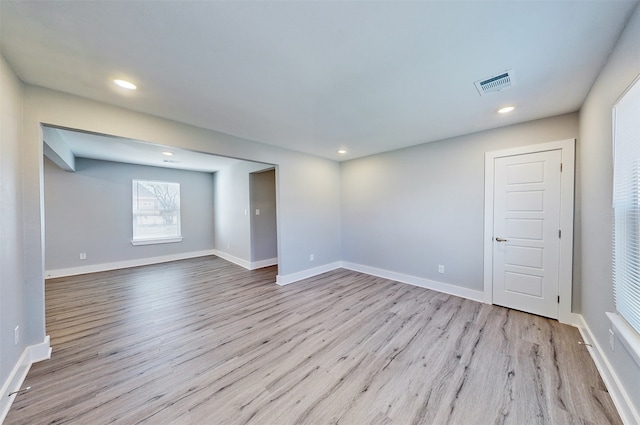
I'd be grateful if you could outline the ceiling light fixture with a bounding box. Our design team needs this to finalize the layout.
[114,79,137,90]
[498,106,515,114]
[162,151,174,156]
[337,149,347,154]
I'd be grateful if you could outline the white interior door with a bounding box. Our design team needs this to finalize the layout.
[492,150,562,319]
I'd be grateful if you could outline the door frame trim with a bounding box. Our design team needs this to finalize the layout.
[483,139,577,324]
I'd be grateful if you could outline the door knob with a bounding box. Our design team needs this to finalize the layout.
[495,237,508,242]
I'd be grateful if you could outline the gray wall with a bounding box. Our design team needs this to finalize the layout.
[44,157,215,271]
[341,113,579,293]
[212,161,272,263]
[16,85,341,357]
[23,86,342,281]
[6,6,640,416]
[579,3,640,411]
[0,52,28,394]
[250,169,278,262]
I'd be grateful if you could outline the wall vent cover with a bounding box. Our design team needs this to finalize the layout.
[474,69,515,95]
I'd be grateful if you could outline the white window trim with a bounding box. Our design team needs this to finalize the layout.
[132,179,181,245]
[607,312,640,367]
[610,73,640,367]
[131,237,183,246]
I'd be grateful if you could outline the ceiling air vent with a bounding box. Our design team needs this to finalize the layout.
[474,69,515,96]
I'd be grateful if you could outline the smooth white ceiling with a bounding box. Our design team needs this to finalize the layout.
[1,1,638,160]
[44,127,245,173]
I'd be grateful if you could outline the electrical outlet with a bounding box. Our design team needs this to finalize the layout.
[309,254,314,262]
[14,326,19,346]
[79,252,87,260]
[255,209,260,215]
[609,329,615,351]
[438,265,445,274]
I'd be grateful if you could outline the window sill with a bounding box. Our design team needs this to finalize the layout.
[606,312,640,367]
[131,237,183,246]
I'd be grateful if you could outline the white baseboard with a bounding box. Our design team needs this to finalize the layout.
[1,336,51,423]
[276,261,342,286]
[560,312,583,327]
[341,262,484,302]
[275,261,484,302]
[211,251,278,271]
[29,335,52,363]
[250,257,278,270]
[577,315,640,425]
[45,250,217,279]
[212,250,251,270]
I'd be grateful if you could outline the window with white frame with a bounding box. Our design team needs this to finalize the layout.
[612,74,640,358]
[132,180,182,245]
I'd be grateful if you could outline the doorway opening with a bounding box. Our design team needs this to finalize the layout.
[250,169,278,269]
[42,125,279,278]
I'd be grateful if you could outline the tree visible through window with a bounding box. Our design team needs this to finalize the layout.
[132,180,181,243]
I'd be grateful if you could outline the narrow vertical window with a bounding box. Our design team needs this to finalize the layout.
[132,180,182,245]
[612,75,640,337]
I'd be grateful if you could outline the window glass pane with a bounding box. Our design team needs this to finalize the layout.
[613,75,640,335]
[132,180,181,241]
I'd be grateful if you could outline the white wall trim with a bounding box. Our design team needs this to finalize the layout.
[131,236,183,246]
[1,336,51,424]
[276,261,342,286]
[275,260,484,302]
[45,250,216,279]
[29,335,52,363]
[607,312,640,368]
[561,312,583,328]
[342,262,484,302]
[250,257,278,270]
[212,249,251,270]
[577,315,640,425]
[210,251,278,271]
[484,138,576,324]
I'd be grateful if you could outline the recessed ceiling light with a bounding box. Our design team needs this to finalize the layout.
[337,149,347,154]
[498,106,515,114]
[162,151,174,156]
[114,79,137,90]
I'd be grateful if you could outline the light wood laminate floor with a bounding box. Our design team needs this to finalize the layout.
[6,256,621,425]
